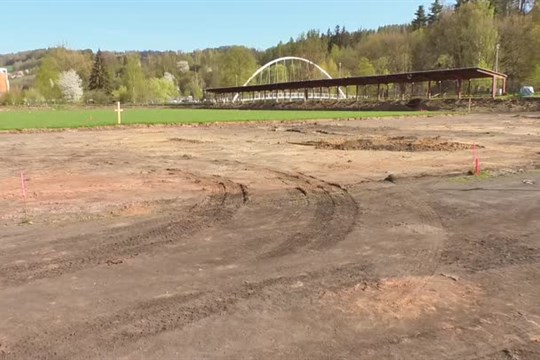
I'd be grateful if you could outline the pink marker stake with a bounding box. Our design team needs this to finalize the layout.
[472,144,480,176]
[20,172,27,200]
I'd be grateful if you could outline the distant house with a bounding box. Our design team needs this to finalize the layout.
[0,68,9,94]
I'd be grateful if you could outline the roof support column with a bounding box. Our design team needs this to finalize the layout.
[428,81,432,99]
[457,79,463,100]
[492,76,497,99]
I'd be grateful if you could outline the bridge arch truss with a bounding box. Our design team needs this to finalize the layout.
[231,56,345,102]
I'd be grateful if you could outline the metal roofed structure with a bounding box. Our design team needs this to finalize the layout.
[205,67,507,102]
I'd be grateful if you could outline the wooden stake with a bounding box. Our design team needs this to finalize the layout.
[20,172,27,200]
[20,171,29,222]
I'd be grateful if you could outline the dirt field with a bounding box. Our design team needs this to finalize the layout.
[0,113,539,359]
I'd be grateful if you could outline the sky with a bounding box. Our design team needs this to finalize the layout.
[1,0,442,54]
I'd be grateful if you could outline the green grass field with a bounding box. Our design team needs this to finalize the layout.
[0,108,427,131]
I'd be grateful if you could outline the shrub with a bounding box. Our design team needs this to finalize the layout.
[58,69,83,103]
[23,88,46,105]
[83,89,112,105]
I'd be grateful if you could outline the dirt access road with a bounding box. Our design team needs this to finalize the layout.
[0,113,539,359]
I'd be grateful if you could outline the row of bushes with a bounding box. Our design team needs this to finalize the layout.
[0,89,145,106]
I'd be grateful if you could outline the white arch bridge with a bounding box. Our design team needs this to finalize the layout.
[231,56,346,103]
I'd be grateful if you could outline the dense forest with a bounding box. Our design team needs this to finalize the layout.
[1,0,538,104]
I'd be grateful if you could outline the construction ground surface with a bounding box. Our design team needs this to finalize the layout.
[0,113,539,359]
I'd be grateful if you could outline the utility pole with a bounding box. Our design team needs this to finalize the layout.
[339,62,342,78]
[495,43,500,72]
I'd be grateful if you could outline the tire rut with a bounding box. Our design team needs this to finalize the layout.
[3,262,372,359]
[0,173,247,286]
[398,186,446,276]
[258,169,359,258]
[182,158,359,260]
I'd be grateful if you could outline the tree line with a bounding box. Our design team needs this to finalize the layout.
[1,0,538,105]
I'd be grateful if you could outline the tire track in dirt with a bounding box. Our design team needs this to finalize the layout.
[0,172,247,286]
[403,307,540,360]
[214,185,310,261]
[338,313,540,360]
[180,158,359,260]
[259,170,359,258]
[398,185,446,277]
[2,262,372,359]
[332,181,538,360]
[353,180,446,278]
[228,164,442,275]
[369,184,447,329]
[204,159,360,259]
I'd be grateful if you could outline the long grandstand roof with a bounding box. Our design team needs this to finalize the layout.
[205,67,507,94]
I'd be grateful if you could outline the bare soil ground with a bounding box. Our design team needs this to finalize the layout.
[0,113,540,359]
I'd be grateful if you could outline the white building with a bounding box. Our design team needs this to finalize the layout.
[0,68,9,94]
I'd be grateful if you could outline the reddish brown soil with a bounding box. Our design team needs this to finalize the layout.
[0,113,539,359]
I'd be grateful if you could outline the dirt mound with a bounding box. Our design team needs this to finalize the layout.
[297,136,476,152]
[207,100,415,111]
[169,137,205,144]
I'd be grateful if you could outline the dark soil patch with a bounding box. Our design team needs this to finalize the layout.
[441,234,539,272]
[169,137,205,144]
[295,136,477,152]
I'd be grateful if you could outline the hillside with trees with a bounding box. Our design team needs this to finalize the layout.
[1,0,538,105]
